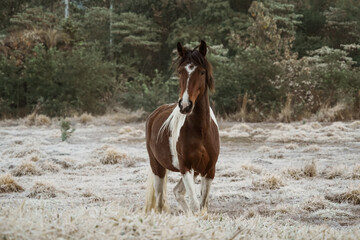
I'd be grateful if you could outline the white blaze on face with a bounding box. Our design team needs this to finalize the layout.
[181,63,197,108]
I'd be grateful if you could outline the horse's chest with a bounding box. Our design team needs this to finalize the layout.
[173,129,208,171]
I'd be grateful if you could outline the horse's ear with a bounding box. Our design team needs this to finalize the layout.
[177,42,185,57]
[199,40,207,56]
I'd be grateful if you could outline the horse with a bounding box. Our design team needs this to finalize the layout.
[144,40,220,214]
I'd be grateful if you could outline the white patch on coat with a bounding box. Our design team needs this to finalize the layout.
[210,107,218,128]
[182,170,200,212]
[158,105,186,170]
[181,64,197,108]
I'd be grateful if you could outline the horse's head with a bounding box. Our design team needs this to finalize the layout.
[176,40,214,114]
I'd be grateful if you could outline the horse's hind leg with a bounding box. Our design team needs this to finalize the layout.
[153,170,169,213]
[173,179,190,213]
[146,149,169,213]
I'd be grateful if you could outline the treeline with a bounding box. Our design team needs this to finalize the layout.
[0,0,359,121]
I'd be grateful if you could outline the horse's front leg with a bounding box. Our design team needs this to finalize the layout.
[200,176,213,211]
[181,170,200,213]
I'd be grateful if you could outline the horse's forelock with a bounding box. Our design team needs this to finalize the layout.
[177,49,214,92]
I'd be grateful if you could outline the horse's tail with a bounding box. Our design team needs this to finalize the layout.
[162,170,170,213]
[144,168,169,213]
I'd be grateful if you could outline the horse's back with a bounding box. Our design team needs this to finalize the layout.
[146,103,176,139]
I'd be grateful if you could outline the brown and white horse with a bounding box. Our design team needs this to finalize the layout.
[144,40,220,214]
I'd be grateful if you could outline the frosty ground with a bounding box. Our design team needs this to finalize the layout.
[0,116,359,239]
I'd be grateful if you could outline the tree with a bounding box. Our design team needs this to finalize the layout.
[112,12,161,79]
[248,0,302,59]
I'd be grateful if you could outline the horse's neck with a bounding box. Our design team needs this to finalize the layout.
[187,90,210,132]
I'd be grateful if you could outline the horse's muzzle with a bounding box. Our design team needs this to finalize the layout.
[178,99,193,114]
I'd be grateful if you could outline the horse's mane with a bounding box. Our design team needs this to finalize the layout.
[175,46,215,92]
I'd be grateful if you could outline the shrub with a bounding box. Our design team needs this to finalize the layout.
[0,45,115,117]
[119,70,177,112]
[60,119,75,141]
[212,46,282,117]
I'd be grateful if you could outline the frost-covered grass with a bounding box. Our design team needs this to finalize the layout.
[1,201,360,240]
[0,120,359,239]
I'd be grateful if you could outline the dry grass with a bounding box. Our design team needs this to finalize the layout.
[108,108,147,123]
[284,168,303,180]
[4,148,40,158]
[0,121,359,239]
[241,164,263,174]
[285,143,298,150]
[12,161,41,176]
[54,158,74,169]
[279,93,292,123]
[302,196,327,212]
[81,190,105,202]
[2,202,359,240]
[25,113,51,126]
[323,164,347,179]
[40,160,61,173]
[78,112,93,124]
[326,186,360,205]
[0,173,24,193]
[303,144,320,153]
[24,112,36,126]
[303,160,317,177]
[275,123,294,131]
[117,126,146,142]
[253,174,284,190]
[36,114,51,126]
[316,103,347,122]
[257,146,272,153]
[310,122,322,129]
[29,155,39,162]
[27,182,64,199]
[352,164,360,179]
[268,152,284,159]
[284,161,318,179]
[349,121,360,129]
[100,148,127,164]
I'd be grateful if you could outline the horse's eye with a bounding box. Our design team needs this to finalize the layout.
[201,71,205,75]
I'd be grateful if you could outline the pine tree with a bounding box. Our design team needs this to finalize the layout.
[248,0,302,59]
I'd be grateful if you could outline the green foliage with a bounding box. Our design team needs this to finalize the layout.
[307,47,360,107]
[112,12,161,52]
[60,119,75,141]
[9,7,60,31]
[119,70,177,112]
[0,56,22,117]
[0,45,114,117]
[1,0,360,120]
[248,0,302,58]
[213,46,282,115]
[323,0,360,47]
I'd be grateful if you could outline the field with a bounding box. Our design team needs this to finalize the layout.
[0,115,360,239]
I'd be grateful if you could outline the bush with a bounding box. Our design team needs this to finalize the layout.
[60,119,75,141]
[212,46,282,117]
[119,69,177,112]
[0,45,115,118]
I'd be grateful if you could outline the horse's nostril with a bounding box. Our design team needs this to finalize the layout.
[178,99,183,109]
[189,100,193,108]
